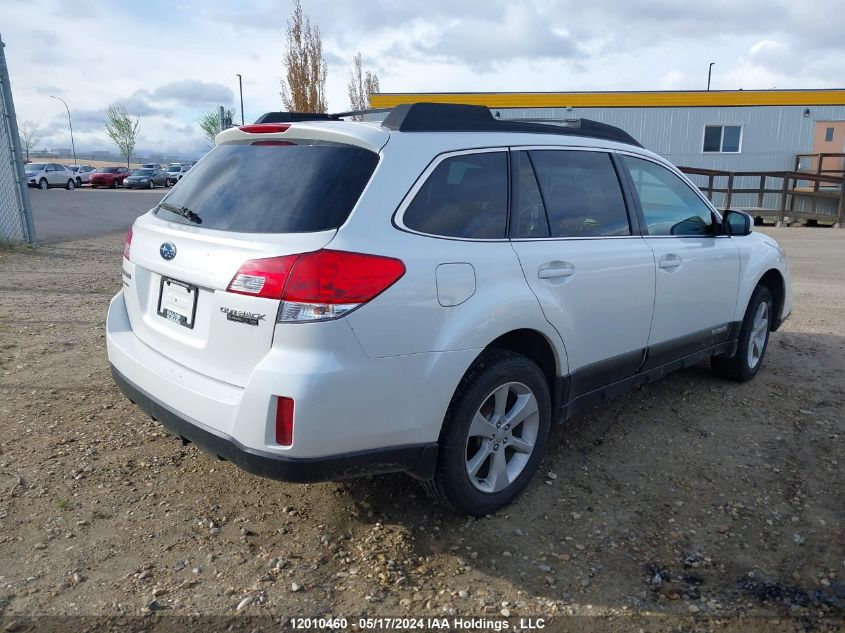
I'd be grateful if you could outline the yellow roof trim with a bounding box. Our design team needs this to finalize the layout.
[370,90,845,109]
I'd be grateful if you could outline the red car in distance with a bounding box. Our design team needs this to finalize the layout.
[90,167,130,188]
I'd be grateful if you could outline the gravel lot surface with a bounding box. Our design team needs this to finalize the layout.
[0,228,842,631]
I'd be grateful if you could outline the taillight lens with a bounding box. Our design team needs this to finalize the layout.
[227,255,298,299]
[123,227,133,260]
[226,249,405,322]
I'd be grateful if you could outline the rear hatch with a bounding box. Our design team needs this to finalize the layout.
[123,130,383,387]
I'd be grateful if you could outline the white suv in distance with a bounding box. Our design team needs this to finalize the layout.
[107,103,792,515]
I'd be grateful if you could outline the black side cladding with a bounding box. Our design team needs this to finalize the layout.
[380,102,643,147]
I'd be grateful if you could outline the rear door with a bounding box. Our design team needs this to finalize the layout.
[509,148,655,399]
[122,139,380,387]
[619,154,740,367]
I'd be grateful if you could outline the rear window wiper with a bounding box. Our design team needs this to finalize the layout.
[159,202,203,225]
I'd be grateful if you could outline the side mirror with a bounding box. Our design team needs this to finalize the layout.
[723,209,752,236]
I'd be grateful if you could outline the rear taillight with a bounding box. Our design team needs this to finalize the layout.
[239,123,290,134]
[123,227,133,260]
[226,249,405,322]
[275,396,294,446]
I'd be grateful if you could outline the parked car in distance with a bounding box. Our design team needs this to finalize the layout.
[68,164,96,186]
[164,164,189,186]
[139,163,162,170]
[123,167,169,189]
[24,162,77,190]
[107,103,793,515]
[90,167,130,188]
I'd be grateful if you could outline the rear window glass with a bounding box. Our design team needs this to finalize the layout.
[154,142,378,233]
[402,152,507,239]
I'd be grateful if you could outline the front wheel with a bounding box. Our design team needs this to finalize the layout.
[66,179,75,190]
[148,180,154,189]
[424,350,551,515]
[712,285,773,382]
[39,178,48,190]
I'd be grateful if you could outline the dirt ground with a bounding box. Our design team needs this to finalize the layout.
[0,228,842,632]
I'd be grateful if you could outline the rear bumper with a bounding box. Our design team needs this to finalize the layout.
[111,365,438,482]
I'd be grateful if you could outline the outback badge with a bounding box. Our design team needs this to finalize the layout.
[220,307,266,326]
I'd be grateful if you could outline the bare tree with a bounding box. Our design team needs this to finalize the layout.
[280,0,327,113]
[198,108,236,145]
[19,120,42,162]
[347,52,380,118]
[104,104,140,167]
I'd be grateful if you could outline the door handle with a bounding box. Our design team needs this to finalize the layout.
[538,265,575,279]
[658,254,683,270]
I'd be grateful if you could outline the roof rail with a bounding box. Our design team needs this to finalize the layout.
[381,102,642,147]
[254,103,642,147]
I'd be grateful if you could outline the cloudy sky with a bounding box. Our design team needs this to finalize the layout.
[3,0,843,158]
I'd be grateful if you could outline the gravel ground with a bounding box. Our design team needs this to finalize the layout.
[0,228,842,631]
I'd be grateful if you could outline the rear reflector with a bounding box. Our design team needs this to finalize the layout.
[275,396,294,446]
[226,249,405,322]
[123,226,133,260]
[239,123,290,134]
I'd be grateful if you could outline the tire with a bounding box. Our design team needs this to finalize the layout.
[39,178,48,190]
[111,179,117,189]
[424,349,551,515]
[91,185,97,189]
[66,179,75,190]
[712,285,774,382]
[76,177,82,187]
[148,180,154,189]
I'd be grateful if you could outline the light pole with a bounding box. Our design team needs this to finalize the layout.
[50,95,77,164]
[707,62,715,91]
[236,74,244,125]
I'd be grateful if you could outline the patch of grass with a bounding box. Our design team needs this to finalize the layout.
[55,498,73,511]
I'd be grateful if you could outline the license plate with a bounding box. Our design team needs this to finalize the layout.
[157,277,198,329]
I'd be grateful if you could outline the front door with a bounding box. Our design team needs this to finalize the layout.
[620,154,740,368]
[509,149,655,399]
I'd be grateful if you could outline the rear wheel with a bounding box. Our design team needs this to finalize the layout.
[39,178,48,190]
[111,179,117,189]
[76,177,82,187]
[712,285,773,382]
[424,350,551,515]
[66,179,75,190]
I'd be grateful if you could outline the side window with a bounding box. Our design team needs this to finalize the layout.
[511,151,549,238]
[623,156,716,237]
[402,152,508,239]
[529,150,630,237]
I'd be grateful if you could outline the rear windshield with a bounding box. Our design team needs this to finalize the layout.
[154,142,378,233]
[98,167,120,173]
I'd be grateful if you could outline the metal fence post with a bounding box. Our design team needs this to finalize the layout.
[0,33,36,244]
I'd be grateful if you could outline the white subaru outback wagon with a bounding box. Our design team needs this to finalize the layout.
[107,103,792,515]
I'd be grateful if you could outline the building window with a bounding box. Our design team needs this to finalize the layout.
[703,125,742,153]
[825,127,835,142]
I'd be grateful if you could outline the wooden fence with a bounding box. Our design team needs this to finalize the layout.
[678,166,845,227]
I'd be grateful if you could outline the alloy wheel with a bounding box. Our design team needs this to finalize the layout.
[747,301,769,369]
[464,382,539,493]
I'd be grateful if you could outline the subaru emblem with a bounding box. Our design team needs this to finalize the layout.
[160,242,177,260]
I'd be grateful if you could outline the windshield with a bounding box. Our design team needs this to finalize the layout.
[133,169,154,176]
[166,166,181,172]
[26,163,46,171]
[154,142,378,233]
[97,167,120,174]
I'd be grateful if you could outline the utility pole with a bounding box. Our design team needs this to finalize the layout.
[707,62,715,91]
[50,95,77,164]
[218,105,225,134]
[236,74,244,125]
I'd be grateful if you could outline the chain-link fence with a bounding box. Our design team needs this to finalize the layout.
[0,35,36,244]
